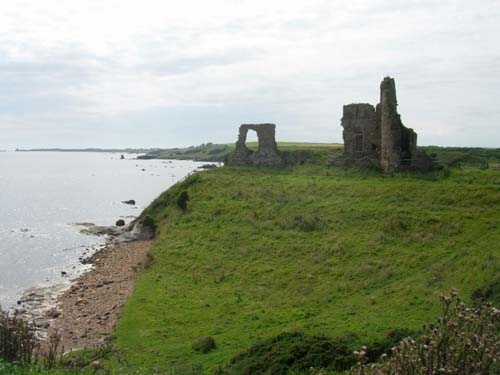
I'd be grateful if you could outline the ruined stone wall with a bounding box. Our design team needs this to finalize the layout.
[334,77,432,172]
[379,77,404,172]
[226,124,284,167]
[341,103,379,164]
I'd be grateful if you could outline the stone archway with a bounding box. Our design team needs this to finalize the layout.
[227,124,284,167]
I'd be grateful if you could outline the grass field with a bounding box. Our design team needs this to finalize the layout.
[138,142,343,162]
[137,142,500,168]
[3,144,500,375]
[112,164,500,374]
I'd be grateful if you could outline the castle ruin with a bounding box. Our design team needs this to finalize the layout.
[334,77,432,172]
[226,124,284,167]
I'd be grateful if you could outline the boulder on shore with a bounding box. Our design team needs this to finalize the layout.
[116,219,126,227]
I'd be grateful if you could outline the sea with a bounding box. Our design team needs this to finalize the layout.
[0,151,207,310]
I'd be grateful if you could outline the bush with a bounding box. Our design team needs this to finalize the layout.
[215,332,358,375]
[291,214,324,232]
[177,191,189,212]
[192,336,216,354]
[141,215,157,232]
[347,291,500,375]
[59,344,112,370]
[0,309,37,365]
[364,328,417,362]
[471,277,500,307]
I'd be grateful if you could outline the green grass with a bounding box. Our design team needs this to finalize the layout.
[139,143,233,161]
[138,142,500,169]
[0,360,70,375]
[138,142,342,162]
[421,146,500,168]
[113,165,500,374]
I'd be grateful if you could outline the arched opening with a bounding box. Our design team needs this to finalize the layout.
[245,129,259,151]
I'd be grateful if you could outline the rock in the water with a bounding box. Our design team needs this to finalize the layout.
[116,219,126,227]
[122,200,136,205]
[199,164,218,170]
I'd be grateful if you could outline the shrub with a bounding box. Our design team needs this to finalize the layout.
[177,191,189,212]
[141,215,157,232]
[364,328,418,362]
[0,309,37,365]
[0,310,63,371]
[215,332,358,375]
[471,277,500,307]
[60,344,112,370]
[291,214,324,232]
[347,291,500,375]
[192,336,216,354]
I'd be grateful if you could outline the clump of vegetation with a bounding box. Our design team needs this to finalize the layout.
[192,336,217,354]
[177,191,189,212]
[421,146,500,168]
[346,291,500,375]
[215,332,358,375]
[141,173,200,221]
[216,329,422,375]
[363,328,418,363]
[471,277,500,307]
[59,344,113,370]
[0,309,37,365]
[288,214,324,232]
[141,215,157,233]
[0,310,65,373]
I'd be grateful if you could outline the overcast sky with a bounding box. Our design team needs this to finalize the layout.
[1,0,499,149]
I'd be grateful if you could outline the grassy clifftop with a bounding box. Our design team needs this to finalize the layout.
[137,142,500,168]
[138,142,342,162]
[114,165,500,374]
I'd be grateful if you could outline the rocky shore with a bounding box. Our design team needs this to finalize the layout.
[15,221,155,351]
[51,239,153,350]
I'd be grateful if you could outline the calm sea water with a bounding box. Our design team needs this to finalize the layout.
[0,152,206,309]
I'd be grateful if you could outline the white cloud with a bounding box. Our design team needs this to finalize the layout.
[0,0,499,148]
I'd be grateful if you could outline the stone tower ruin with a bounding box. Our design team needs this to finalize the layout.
[335,77,431,172]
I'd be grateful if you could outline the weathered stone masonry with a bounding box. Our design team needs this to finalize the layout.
[335,77,431,172]
[226,124,284,167]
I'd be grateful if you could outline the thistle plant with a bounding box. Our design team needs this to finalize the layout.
[349,290,499,375]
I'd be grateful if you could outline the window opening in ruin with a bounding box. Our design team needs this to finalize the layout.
[245,130,258,151]
[355,134,363,152]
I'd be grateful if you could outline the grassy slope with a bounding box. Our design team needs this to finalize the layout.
[114,165,500,374]
[421,146,500,167]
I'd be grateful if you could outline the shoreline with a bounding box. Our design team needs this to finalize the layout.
[15,222,155,351]
[50,239,153,350]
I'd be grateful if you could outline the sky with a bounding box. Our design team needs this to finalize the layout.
[0,0,499,149]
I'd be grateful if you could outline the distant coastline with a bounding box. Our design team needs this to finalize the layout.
[14,148,158,153]
[12,144,500,167]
